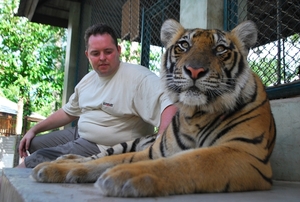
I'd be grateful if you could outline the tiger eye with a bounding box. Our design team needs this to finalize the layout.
[216,45,225,52]
[181,41,189,48]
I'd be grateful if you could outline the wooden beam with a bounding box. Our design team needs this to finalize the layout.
[23,0,39,21]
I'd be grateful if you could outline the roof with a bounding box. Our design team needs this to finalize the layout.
[26,112,46,122]
[0,97,18,115]
[0,96,46,121]
[15,0,81,28]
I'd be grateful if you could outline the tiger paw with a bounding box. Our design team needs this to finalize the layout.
[55,154,90,163]
[56,154,84,160]
[95,164,166,197]
[31,162,67,183]
[31,162,91,183]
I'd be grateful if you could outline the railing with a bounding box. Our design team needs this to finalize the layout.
[0,116,16,136]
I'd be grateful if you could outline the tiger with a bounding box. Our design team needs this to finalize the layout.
[55,134,157,163]
[31,19,276,197]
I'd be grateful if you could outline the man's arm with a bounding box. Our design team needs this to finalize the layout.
[19,108,78,158]
[157,105,177,135]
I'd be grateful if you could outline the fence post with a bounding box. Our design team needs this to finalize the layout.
[13,135,21,167]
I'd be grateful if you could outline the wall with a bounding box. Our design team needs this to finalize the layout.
[0,136,17,169]
[270,97,300,181]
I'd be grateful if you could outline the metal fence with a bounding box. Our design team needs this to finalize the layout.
[224,0,300,88]
[88,0,180,74]
[86,0,299,96]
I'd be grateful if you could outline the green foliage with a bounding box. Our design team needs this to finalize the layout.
[148,48,162,74]
[290,33,300,45]
[0,0,66,117]
[119,40,141,64]
[250,58,278,86]
[119,39,162,74]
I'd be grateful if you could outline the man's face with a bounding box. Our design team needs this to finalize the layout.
[85,33,121,77]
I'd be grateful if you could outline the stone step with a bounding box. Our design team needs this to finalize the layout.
[1,168,300,202]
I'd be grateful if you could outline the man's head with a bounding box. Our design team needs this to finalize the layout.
[84,23,118,49]
[84,23,121,77]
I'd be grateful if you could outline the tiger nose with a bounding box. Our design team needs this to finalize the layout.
[185,66,207,79]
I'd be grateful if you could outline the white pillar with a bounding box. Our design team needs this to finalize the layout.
[180,0,224,29]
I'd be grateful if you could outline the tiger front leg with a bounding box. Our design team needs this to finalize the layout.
[95,159,171,197]
[31,152,143,183]
[95,154,201,197]
[95,147,273,197]
[31,158,116,183]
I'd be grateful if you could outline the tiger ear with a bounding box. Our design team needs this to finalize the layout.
[231,21,258,50]
[161,19,185,48]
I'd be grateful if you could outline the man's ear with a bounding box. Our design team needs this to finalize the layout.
[85,50,88,58]
[117,45,121,54]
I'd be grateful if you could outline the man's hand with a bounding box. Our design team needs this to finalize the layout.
[18,131,35,158]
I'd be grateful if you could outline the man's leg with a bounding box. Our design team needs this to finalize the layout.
[23,137,100,168]
[16,127,78,168]
[28,127,78,153]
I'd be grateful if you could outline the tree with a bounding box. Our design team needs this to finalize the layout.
[0,0,66,132]
[119,40,162,75]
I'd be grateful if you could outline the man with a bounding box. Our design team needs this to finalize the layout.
[17,23,177,168]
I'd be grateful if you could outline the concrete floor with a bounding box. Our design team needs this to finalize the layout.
[1,168,300,202]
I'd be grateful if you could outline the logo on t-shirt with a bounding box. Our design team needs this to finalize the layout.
[103,102,113,107]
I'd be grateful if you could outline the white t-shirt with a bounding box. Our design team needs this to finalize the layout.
[62,62,172,147]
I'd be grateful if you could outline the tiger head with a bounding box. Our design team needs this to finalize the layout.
[160,19,258,113]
